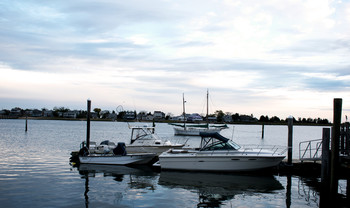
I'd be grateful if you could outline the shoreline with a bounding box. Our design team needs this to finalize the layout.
[0,116,333,126]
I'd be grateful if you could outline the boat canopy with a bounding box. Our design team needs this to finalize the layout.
[199,132,241,150]
[199,132,229,142]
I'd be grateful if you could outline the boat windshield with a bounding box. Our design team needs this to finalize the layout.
[202,140,241,151]
[228,140,241,150]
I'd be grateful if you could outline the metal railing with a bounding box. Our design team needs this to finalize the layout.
[299,139,323,161]
[241,145,288,156]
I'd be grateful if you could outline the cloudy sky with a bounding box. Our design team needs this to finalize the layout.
[1,0,350,121]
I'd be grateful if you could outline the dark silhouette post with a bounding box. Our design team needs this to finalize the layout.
[321,128,331,183]
[25,115,28,132]
[330,98,342,197]
[287,116,293,165]
[86,99,91,149]
[261,124,264,139]
[320,128,331,207]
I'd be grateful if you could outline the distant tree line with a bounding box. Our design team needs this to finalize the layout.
[0,107,331,124]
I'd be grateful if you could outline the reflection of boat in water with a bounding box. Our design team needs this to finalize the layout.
[78,164,157,187]
[159,171,284,207]
[158,132,286,172]
[78,164,154,176]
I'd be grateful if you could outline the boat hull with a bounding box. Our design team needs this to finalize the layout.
[174,127,221,136]
[79,153,156,165]
[158,152,285,171]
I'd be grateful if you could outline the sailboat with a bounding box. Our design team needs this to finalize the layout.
[170,90,228,136]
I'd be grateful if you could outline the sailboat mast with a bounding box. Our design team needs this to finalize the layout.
[183,93,186,130]
[206,89,209,128]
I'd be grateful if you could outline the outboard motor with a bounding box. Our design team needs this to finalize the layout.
[78,146,89,156]
[113,142,127,156]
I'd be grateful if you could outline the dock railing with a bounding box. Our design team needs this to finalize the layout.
[299,139,323,162]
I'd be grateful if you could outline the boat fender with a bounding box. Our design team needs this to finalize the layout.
[78,147,89,156]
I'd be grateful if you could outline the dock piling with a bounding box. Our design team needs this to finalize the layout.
[321,128,330,186]
[86,99,91,149]
[330,98,342,197]
[287,116,293,166]
[25,115,28,132]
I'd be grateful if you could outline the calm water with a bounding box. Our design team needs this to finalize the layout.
[0,119,345,207]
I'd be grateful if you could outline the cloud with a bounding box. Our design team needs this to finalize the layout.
[1,0,350,120]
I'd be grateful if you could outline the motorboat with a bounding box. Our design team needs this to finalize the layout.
[79,142,156,165]
[126,125,185,155]
[158,132,286,172]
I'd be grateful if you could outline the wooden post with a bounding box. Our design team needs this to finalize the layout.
[25,115,28,132]
[261,124,264,139]
[320,128,331,207]
[330,98,342,196]
[287,116,293,165]
[321,128,330,185]
[86,99,91,149]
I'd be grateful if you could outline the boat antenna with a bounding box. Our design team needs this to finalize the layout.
[206,89,209,129]
[116,105,131,128]
[182,93,186,130]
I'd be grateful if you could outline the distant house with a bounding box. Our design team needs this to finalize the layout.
[43,110,54,117]
[207,116,217,123]
[144,114,154,121]
[9,108,22,117]
[90,112,99,119]
[187,113,203,122]
[153,111,165,120]
[223,115,233,123]
[170,114,186,121]
[29,109,42,117]
[63,111,79,119]
[239,115,257,122]
[107,112,117,120]
[123,111,136,120]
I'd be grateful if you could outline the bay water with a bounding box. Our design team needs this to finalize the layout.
[0,119,344,207]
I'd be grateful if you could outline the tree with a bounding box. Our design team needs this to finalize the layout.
[232,113,240,122]
[215,110,225,122]
[93,108,101,118]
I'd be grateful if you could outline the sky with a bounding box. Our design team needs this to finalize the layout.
[1,0,350,121]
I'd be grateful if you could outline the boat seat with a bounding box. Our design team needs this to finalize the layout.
[113,142,127,156]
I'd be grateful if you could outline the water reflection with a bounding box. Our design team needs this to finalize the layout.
[77,164,158,207]
[158,171,284,207]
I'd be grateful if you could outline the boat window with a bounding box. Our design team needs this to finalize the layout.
[228,140,241,150]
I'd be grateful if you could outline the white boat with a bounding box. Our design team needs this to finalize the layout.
[158,132,286,172]
[79,142,156,165]
[170,90,228,136]
[173,124,226,136]
[126,125,185,155]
